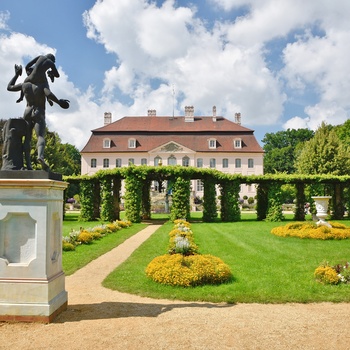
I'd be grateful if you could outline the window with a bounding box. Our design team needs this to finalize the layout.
[209,138,216,149]
[103,138,111,148]
[168,155,177,166]
[235,158,241,168]
[128,158,134,165]
[182,156,190,167]
[91,158,97,168]
[222,158,228,168]
[248,158,254,168]
[103,158,109,168]
[116,158,122,167]
[234,139,241,148]
[141,158,147,165]
[197,179,204,191]
[154,156,162,166]
[196,158,203,168]
[128,138,136,148]
[210,158,216,168]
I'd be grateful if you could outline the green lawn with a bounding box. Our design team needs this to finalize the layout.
[102,217,350,303]
[62,212,146,275]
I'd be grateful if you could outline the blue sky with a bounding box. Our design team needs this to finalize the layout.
[1,0,350,149]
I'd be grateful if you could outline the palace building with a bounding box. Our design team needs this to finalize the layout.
[80,106,264,200]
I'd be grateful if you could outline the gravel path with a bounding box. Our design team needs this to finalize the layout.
[1,223,350,350]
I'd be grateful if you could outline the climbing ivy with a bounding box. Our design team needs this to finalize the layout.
[170,176,191,221]
[202,177,218,222]
[219,180,241,222]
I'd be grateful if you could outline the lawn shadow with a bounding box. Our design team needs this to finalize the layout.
[54,301,235,323]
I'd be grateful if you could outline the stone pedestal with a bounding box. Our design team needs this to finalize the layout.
[0,176,67,323]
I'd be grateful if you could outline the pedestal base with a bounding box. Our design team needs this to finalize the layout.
[0,177,67,323]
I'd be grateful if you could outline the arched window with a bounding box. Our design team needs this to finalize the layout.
[182,156,190,167]
[210,158,216,168]
[235,158,241,168]
[154,156,162,166]
[196,158,203,168]
[91,158,97,168]
[141,158,147,165]
[168,155,177,166]
[248,158,254,168]
[116,158,122,167]
[222,158,229,168]
[103,158,109,168]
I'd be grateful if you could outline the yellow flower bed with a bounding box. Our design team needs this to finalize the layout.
[145,253,232,287]
[314,266,340,285]
[271,222,350,240]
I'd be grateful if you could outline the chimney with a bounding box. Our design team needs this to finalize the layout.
[147,109,156,116]
[104,112,112,125]
[185,105,194,122]
[212,106,217,122]
[235,112,241,125]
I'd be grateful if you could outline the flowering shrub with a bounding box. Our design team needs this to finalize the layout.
[77,231,94,244]
[314,261,350,285]
[271,222,350,240]
[145,254,232,287]
[62,219,132,251]
[146,220,232,287]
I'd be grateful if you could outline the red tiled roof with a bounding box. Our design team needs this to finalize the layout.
[93,116,253,133]
[81,116,263,154]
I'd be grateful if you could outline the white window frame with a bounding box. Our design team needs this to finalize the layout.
[234,138,242,149]
[91,158,97,168]
[248,158,254,168]
[128,138,136,148]
[222,158,229,168]
[116,158,122,167]
[210,158,216,168]
[103,138,111,148]
[141,158,147,165]
[197,158,203,168]
[197,179,204,191]
[128,158,135,165]
[235,158,241,168]
[209,138,216,149]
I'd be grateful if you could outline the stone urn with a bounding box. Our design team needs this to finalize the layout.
[312,196,332,227]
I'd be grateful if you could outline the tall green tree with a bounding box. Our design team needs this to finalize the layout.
[295,122,350,175]
[262,128,314,173]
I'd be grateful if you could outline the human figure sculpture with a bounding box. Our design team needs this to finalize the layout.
[4,54,69,171]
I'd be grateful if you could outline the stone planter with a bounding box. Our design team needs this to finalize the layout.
[312,196,332,227]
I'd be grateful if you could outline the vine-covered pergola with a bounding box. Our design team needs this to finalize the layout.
[65,166,350,223]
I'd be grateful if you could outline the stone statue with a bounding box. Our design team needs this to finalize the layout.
[2,54,69,171]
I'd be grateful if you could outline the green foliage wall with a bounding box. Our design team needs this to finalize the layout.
[219,180,241,222]
[202,177,218,222]
[170,176,191,221]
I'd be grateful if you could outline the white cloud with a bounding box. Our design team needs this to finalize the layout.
[84,0,286,125]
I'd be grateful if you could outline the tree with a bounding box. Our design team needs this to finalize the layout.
[262,128,314,174]
[30,129,81,175]
[295,122,350,175]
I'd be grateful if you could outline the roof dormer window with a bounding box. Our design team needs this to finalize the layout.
[128,138,136,148]
[208,138,216,149]
[103,138,111,148]
[234,138,242,149]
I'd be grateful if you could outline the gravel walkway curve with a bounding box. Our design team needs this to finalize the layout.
[1,223,350,350]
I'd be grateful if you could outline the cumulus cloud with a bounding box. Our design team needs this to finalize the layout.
[2,0,350,150]
[83,0,286,126]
